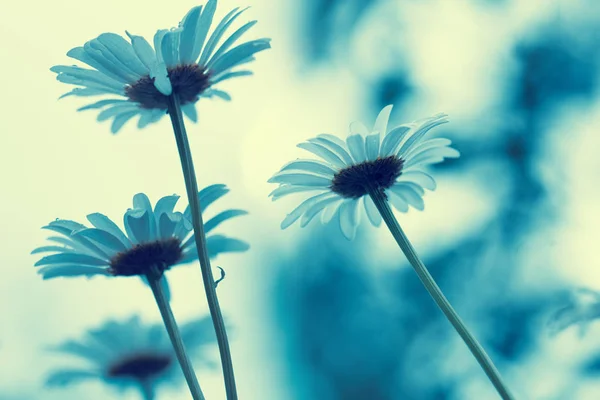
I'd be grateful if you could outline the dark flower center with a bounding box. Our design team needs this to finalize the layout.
[109,237,183,277]
[330,156,404,198]
[125,64,211,110]
[107,353,173,380]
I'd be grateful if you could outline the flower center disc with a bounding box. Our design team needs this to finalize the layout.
[107,353,172,380]
[109,237,183,276]
[125,64,211,109]
[330,156,404,198]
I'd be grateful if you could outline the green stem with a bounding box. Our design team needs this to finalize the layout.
[166,94,238,400]
[147,273,205,400]
[139,380,155,400]
[368,189,515,400]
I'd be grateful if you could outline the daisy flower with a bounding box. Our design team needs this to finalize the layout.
[46,315,216,399]
[51,0,270,133]
[268,105,460,240]
[32,184,248,280]
[268,106,516,399]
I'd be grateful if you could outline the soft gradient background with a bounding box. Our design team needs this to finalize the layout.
[1,0,600,399]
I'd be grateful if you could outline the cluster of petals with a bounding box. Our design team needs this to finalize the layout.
[46,315,216,390]
[269,105,460,240]
[32,184,248,280]
[51,0,270,133]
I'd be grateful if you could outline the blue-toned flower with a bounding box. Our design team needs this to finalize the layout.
[51,0,270,133]
[46,315,216,396]
[268,105,460,240]
[32,184,248,280]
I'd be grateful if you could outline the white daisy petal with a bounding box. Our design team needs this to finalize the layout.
[380,125,411,156]
[34,253,107,267]
[387,190,409,212]
[339,199,360,240]
[206,20,259,68]
[43,224,109,259]
[397,114,449,158]
[50,66,124,92]
[400,182,425,196]
[204,209,248,234]
[373,104,393,136]
[133,193,157,241]
[72,228,128,254]
[178,6,203,64]
[297,142,346,167]
[365,132,381,161]
[123,209,151,244]
[31,246,75,255]
[281,193,332,229]
[158,213,180,239]
[96,33,148,77]
[363,196,382,227]
[87,213,132,247]
[404,146,460,169]
[278,159,338,177]
[189,0,218,63]
[199,7,246,65]
[311,135,354,165]
[205,235,249,258]
[320,199,343,224]
[268,171,332,187]
[39,265,110,280]
[269,185,326,201]
[346,134,367,163]
[403,138,452,161]
[153,29,168,65]
[300,194,340,227]
[66,46,128,84]
[349,121,369,136]
[390,185,425,210]
[126,31,172,95]
[210,70,253,85]
[87,40,139,83]
[160,30,181,68]
[153,195,181,219]
[397,171,437,191]
[46,369,101,386]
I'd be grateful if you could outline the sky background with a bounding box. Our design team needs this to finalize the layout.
[1,0,600,399]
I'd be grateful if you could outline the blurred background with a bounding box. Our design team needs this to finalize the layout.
[1,0,600,398]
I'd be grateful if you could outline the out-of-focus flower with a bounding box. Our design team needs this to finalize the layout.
[32,184,248,280]
[548,288,600,336]
[51,0,270,133]
[46,315,216,396]
[268,105,459,240]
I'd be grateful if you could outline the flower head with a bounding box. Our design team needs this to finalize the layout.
[268,105,460,240]
[32,184,249,279]
[46,315,216,393]
[51,0,270,133]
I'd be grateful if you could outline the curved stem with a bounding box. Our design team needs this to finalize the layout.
[369,189,515,400]
[147,273,205,400]
[166,94,238,400]
[139,380,155,400]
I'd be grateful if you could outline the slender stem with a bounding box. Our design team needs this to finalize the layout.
[166,94,238,400]
[139,380,155,400]
[369,189,515,400]
[147,273,205,400]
